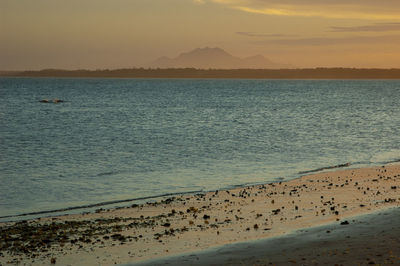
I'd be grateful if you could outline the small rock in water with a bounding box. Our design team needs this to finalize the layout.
[340,221,349,225]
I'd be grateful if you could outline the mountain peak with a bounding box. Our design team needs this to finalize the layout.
[150,47,289,69]
[179,47,231,58]
[192,47,224,52]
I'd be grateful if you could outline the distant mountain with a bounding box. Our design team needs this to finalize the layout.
[149,47,290,69]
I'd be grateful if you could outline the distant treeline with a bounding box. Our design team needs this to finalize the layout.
[2,68,400,79]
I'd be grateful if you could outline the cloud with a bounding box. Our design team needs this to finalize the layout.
[330,23,400,32]
[204,0,400,20]
[253,34,400,46]
[236,32,289,37]
[193,0,205,4]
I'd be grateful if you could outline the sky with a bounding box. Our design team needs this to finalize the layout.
[2,0,400,70]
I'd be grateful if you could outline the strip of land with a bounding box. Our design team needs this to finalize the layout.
[3,68,400,79]
[1,164,399,265]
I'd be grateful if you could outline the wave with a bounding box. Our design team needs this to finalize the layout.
[0,190,203,221]
[370,150,400,165]
[298,162,351,175]
[298,152,400,176]
[96,171,117,177]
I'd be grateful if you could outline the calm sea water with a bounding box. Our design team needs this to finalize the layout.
[1,78,399,220]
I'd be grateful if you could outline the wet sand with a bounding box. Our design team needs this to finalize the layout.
[1,164,399,265]
[127,207,400,265]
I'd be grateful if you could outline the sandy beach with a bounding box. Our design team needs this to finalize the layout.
[1,163,399,265]
[129,207,400,266]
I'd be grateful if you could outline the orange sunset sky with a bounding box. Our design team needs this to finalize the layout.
[2,0,400,70]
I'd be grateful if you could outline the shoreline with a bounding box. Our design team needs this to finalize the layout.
[1,163,399,265]
[3,68,400,79]
[4,160,399,222]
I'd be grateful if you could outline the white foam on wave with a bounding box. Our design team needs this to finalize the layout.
[370,149,400,164]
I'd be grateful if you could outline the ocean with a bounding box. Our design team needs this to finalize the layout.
[1,78,399,221]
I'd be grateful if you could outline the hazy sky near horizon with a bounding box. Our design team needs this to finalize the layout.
[2,0,400,70]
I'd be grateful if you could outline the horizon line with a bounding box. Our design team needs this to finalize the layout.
[3,67,400,72]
